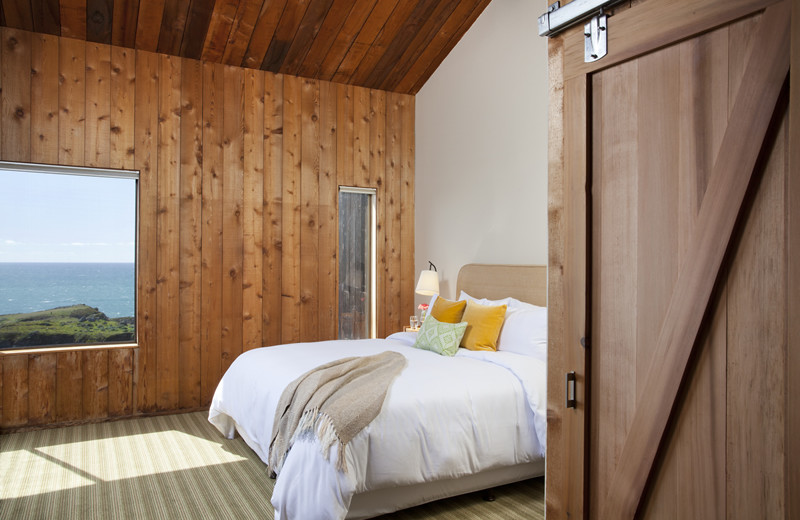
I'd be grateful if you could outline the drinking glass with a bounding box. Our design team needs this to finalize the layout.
[409,316,419,329]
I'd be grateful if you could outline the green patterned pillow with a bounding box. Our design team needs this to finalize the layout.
[412,315,468,356]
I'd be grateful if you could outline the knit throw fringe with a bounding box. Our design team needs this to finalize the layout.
[293,408,349,472]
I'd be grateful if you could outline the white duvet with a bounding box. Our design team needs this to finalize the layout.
[208,332,547,520]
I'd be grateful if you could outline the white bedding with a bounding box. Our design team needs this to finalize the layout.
[208,332,547,520]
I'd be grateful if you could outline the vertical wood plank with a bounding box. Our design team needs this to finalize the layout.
[545,31,567,520]
[81,350,108,420]
[2,355,28,428]
[134,49,159,413]
[108,348,133,416]
[624,41,680,512]
[242,68,265,351]
[1,27,31,162]
[590,60,639,518]
[281,74,302,344]
[336,83,354,187]
[369,89,386,338]
[668,27,728,520]
[200,61,224,405]
[84,42,111,167]
[178,57,203,409]
[30,32,59,164]
[674,292,727,519]
[726,103,788,520]
[318,80,338,341]
[399,94,415,320]
[58,37,85,166]
[27,353,56,425]
[550,72,590,520]
[788,3,800,517]
[300,78,320,342]
[677,28,729,260]
[353,86,370,187]
[635,47,681,409]
[56,351,82,422]
[221,65,244,373]
[384,92,402,334]
[263,72,283,347]
[156,53,181,411]
[110,46,135,170]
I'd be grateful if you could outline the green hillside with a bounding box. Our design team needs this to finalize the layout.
[0,305,134,349]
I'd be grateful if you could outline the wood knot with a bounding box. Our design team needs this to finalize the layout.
[14,107,25,119]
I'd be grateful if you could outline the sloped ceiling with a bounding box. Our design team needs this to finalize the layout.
[0,0,491,94]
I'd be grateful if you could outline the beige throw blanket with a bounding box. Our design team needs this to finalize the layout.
[268,351,407,477]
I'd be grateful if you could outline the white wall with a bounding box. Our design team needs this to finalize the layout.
[415,0,549,303]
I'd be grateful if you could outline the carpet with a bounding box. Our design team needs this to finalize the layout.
[0,411,544,519]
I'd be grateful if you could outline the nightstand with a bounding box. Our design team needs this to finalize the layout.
[404,327,420,332]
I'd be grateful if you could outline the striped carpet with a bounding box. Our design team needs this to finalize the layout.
[0,411,544,519]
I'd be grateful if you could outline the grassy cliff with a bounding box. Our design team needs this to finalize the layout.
[0,305,134,348]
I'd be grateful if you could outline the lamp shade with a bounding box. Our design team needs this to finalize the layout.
[415,270,440,296]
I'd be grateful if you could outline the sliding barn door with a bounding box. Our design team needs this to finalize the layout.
[547,0,799,518]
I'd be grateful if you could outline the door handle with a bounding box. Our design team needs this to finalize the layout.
[566,371,577,408]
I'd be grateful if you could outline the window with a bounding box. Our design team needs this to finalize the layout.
[0,162,138,349]
[338,187,377,340]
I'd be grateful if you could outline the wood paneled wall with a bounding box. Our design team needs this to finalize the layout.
[0,28,415,430]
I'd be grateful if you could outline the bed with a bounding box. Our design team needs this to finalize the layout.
[209,264,548,519]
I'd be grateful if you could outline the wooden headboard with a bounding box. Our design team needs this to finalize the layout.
[455,264,547,307]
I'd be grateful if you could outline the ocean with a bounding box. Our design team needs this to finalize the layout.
[0,263,135,318]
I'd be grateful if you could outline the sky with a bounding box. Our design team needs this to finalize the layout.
[0,169,136,263]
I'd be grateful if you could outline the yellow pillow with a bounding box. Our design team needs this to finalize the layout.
[430,297,467,324]
[460,301,508,351]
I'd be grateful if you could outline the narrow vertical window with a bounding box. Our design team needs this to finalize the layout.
[338,187,377,340]
[0,162,138,349]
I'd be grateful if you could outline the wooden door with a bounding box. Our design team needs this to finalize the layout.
[546,0,799,518]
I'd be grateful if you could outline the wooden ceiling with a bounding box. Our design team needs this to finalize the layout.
[0,0,491,94]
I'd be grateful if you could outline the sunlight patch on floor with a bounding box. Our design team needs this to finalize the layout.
[1,430,248,500]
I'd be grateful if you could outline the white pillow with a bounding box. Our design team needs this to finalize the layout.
[458,291,537,313]
[458,290,512,309]
[496,305,548,360]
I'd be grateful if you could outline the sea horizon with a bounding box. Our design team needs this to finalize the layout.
[0,262,135,318]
